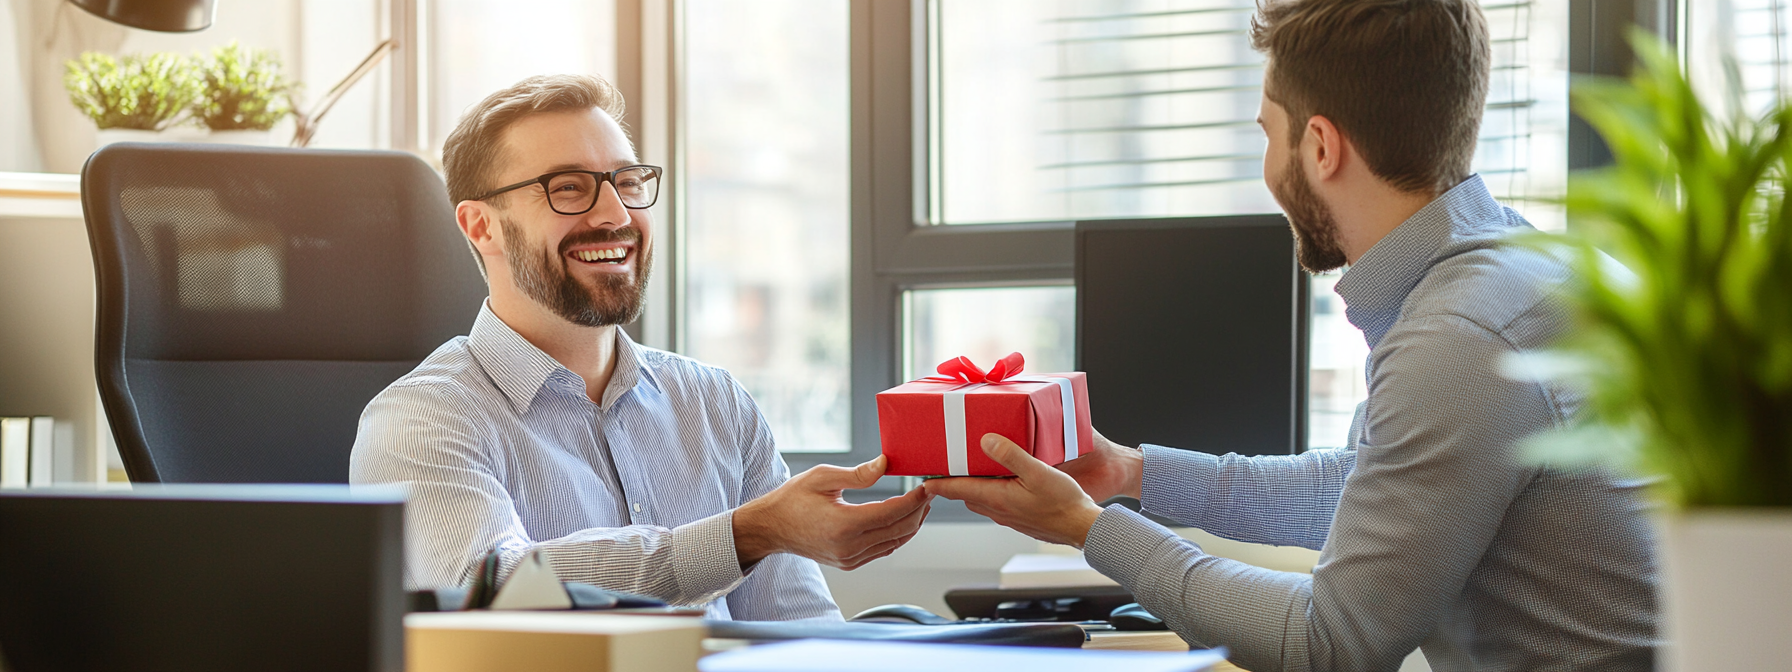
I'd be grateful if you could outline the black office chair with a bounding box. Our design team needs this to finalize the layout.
[81,143,487,483]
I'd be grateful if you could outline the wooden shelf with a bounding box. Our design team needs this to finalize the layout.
[0,172,82,220]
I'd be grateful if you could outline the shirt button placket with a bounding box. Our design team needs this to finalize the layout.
[603,412,651,526]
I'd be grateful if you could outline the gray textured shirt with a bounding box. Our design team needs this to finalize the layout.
[1083,176,1658,672]
[349,303,840,621]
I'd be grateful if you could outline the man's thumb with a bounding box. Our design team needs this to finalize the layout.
[980,433,1045,478]
[844,454,888,488]
[796,455,887,493]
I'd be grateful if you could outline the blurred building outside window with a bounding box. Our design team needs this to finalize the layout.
[426,0,617,154]
[683,0,851,452]
[1685,0,1792,121]
[904,286,1077,382]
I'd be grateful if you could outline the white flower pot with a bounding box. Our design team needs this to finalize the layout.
[96,128,169,147]
[187,129,281,146]
[1658,509,1792,672]
[94,127,284,149]
[95,127,206,148]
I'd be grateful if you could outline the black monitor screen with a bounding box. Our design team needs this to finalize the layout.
[1076,215,1308,456]
[0,485,405,672]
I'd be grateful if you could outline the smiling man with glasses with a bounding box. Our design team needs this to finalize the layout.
[349,74,931,620]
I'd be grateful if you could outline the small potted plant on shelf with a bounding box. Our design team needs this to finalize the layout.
[1519,31,1792,671]
[64,51,200,144]
[190,41,296,145]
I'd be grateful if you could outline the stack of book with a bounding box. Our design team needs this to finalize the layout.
[0,416,54,488]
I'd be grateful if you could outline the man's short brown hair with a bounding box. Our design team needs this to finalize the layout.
[441,74,627,206]
[1251,0,1489,195]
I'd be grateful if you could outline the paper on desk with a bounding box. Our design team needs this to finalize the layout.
[1000,553,1120,589]
[699,640,1226,672]
[490,549,573,610]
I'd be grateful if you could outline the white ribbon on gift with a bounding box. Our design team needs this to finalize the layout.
[940,376,1078,476]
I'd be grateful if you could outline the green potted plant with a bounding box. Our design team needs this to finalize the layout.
[1519,31,1792,670]
[190,41,296,144]
[64,51,201,143]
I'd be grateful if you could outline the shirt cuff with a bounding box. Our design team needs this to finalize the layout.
[1139,444,1220,524]
[670,510,747,605]
[1083,505,1203,588]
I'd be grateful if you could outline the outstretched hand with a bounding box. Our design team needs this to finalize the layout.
[923,433,1105,548]
[734,455,932,571]
[1057,428,1144,502]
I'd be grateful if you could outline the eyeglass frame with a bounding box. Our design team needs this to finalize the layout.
[470,164,665,214]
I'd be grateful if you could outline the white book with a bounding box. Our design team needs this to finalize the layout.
[0,418,28,489]
[999,553,1120,589]
[29,416,53,487]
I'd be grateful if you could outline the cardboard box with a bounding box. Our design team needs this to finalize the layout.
[406,612,704,672]
[876,354,1092,477]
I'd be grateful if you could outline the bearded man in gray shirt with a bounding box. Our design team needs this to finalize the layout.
[926,1,1658,670]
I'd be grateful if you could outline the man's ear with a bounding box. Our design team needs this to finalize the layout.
[1303,114,1347,182]
[456,200,503,261]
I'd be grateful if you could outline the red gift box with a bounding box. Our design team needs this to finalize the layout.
[877,352,1093,477]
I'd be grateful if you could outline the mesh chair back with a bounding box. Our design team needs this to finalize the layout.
[82,143,486,483]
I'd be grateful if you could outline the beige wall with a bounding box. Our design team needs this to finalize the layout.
[0,215,102,481]
[15,0,302,173]
[1,0,42,171]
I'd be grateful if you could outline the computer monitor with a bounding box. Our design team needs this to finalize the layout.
[0,485,405,672]
[1076,215,1309,456]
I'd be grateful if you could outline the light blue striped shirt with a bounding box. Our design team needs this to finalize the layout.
[349,303,840,621]
[1083,176,1657,671]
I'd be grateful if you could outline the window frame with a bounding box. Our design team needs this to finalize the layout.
[391,0,1681,479]
[777,0,1082,476]
[805,0,1683,479]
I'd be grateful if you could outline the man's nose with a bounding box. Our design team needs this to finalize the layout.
[583,179,632,228]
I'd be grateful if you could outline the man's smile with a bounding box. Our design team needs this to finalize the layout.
[561,238,638,275]
[568,244,632,265]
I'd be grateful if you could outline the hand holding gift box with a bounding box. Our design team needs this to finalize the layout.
[876,352,1093,477]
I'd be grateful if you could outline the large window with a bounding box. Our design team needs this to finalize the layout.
[409,0,1566,460]
[904,285,1076,381]
[427,0,618,153]
[1685,0,1792,120]
[933,0,1274,224]
[876,0,1569,455]
[682,0,852,452]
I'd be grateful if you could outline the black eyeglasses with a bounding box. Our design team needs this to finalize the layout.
[472,165,663,214]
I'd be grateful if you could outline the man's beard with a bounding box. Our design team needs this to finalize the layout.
[500,217,653,327]
[1271,153,1348,274]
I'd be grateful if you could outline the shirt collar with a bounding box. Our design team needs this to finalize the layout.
[1334,174,1511,348]
[467,302,662,414]
[602,326,663,408]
